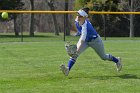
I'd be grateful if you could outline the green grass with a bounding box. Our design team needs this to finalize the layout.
[0,33,140,93]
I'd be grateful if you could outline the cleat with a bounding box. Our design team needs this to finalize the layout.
[115,57,122,72]
[60,64,69,76]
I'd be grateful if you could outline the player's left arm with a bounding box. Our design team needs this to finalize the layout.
[77,22,87,53]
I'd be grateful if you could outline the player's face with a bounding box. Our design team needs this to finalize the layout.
[77,15,83,18]
[77,14,85,22]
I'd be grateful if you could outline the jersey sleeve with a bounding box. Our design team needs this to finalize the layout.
[79,21,87,41]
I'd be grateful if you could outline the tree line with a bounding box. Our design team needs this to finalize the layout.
[0,0,140,37]
[75,0,140,37]
[0,0,73,36]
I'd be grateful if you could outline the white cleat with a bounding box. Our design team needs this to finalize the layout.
[115,57,122,72]
[60,64,69,76]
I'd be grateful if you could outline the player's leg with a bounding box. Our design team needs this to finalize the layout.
[89,35,122,71]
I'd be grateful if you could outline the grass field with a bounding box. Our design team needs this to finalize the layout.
[0,33,140,93]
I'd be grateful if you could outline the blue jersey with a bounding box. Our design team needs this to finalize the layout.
[75,19,98,42]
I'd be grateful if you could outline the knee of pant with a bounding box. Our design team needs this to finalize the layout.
[100,55,107,60]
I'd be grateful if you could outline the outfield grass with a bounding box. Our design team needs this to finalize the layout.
[0,34,140,93]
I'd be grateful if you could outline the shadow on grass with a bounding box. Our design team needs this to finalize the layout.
[69,74,140,80]
[117,74,140,79]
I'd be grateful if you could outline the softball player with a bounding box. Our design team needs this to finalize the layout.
[60,7,122,76]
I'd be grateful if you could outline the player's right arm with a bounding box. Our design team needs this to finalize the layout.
[75,17,82,34]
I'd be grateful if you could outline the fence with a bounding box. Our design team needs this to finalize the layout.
[1,10,140,14]
[0,10,140,42]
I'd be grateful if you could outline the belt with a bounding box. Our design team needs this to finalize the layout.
[93,35,98,39]
[88,34,98,42]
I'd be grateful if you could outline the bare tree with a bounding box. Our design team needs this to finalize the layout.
[46,0,59,35]
[120,0,140,37]
[130,0,134,37]
[64,0,70,36]
[14,16,19,36]
[30,0,35,36]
